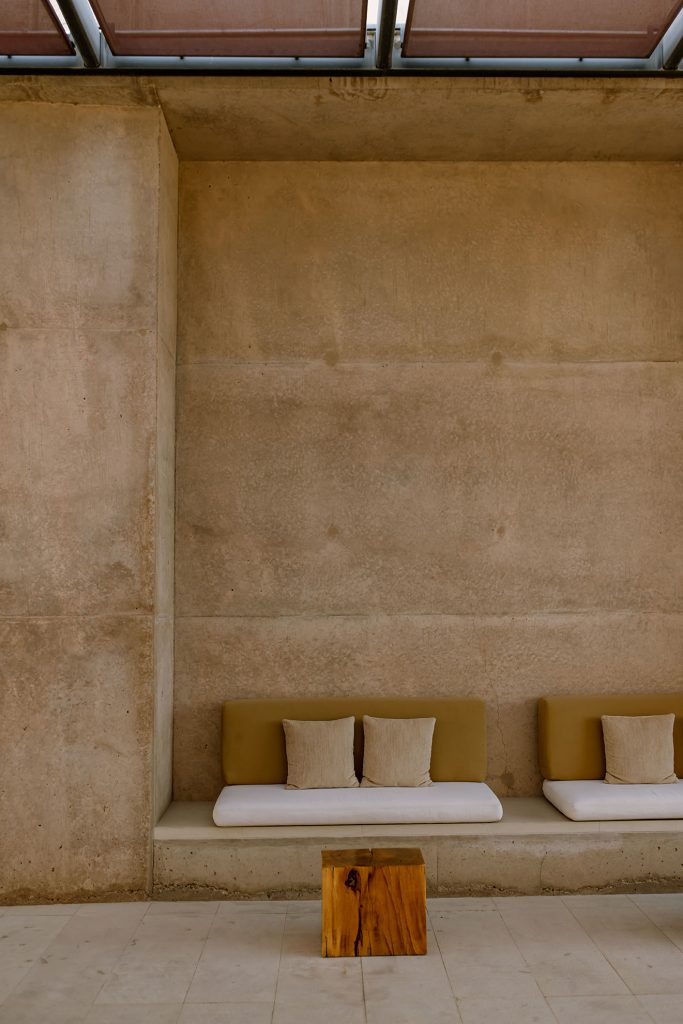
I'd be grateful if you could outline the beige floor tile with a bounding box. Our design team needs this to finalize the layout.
[282,905,319,921]
[84,1006,182,1023]
[456,994,555,1024]
[0,913,71,1002]
[96,913,212,1005]
[147,902,220,916]
[76,903,150,921]
[9,900,149,1008]
[279,906,323,959]
[178,1006,274,1024]
[443,960,543,1002]
[630,895,683,953]
[276,912,364,1012]
[630,893,683,916]
[185,910,284,1004]
[433,908,541,1000]
[549,995,655,1023]
[363,952,461,1024]
[564,896,683,995]
[275,957,364,1011]
[494,896,566,910]
[561,895,633,911]
[637,994,683,1024]
[0,996,91,1023]
[428,898,496,914]
[272,1000,366,1024]
[498,897,629,997]
[430,908,521,949]
[216,900,289,916]
[98,958,199,1005]
[2,905,81,917]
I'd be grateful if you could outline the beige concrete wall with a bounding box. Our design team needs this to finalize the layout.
[175,161,683,800]
[0,102,177,901]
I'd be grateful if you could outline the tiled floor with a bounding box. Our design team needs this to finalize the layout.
[1,895,683,1023]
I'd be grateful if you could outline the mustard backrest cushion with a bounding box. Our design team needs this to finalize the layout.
[538,693,683,781]
[222,697,487,784]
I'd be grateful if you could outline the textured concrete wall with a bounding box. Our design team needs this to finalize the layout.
[175,161,683,801]
[0,102,177,901]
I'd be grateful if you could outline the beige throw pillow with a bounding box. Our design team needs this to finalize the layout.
[361,716,435,787]
[283,717,359,789]
[602,714,677,785]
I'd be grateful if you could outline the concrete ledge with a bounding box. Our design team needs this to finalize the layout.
[153,798,683,899]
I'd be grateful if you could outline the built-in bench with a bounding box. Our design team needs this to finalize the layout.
[152,693,683,898]
[213,697,502,826]
[153,797,683,898]
[539,693,683,820]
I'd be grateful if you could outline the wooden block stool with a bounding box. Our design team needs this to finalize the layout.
[321,847,426,957]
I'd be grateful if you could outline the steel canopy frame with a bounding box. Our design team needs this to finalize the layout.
[1,0,682,71]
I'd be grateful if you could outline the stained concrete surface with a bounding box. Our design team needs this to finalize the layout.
[178,162,683,364]
[1,75,682,162]
[175,160,683,803]
[173,612,683,801]
[154,830,683,899]
[155,75,683,161]
[0,616,153,902]
[0,329,156,617]
[0,104,161,334]
[176,362,683,618]
[0,102,177,900]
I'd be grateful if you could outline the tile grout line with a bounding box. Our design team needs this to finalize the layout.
[495,902,560,1022]
[269,904,288,1024]
[427,904,466,1024]
[558,894,666,1006]
[0,907,76,1009]
[78,902,151,1015]
[360,956,368,1024]
[624,893,683,958]
[633,992,667,1024]
[165,899,219,1013]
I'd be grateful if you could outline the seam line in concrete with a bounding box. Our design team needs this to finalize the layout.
[176,358,683,368]
[173,609,683,621]
[0,612,155,620]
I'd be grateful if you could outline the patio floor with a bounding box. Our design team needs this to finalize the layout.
[1,894,683,1023]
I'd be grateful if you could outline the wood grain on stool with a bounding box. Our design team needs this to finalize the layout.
[321,847,426,957]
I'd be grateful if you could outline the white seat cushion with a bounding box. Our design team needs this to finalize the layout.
[213,782,503,826]
[543,779,683,821]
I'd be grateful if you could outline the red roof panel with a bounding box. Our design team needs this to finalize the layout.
[403,0,683,59]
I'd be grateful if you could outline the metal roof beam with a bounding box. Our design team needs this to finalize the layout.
[375,0,399,69]
[54,0,100,67]
[662,4,683,67]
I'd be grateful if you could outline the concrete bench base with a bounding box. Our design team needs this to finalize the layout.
[153,798,683,900]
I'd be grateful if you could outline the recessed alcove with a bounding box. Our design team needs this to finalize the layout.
[1,74,682,902]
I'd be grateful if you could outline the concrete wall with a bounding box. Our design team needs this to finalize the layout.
[175,161,683,800]
[0,101,177,901]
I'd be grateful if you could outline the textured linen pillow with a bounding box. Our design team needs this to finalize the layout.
[602,714,677,785]
[283,717,359,789]
[361,716,435,787]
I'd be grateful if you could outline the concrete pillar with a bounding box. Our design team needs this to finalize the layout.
[0,98,177,901]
